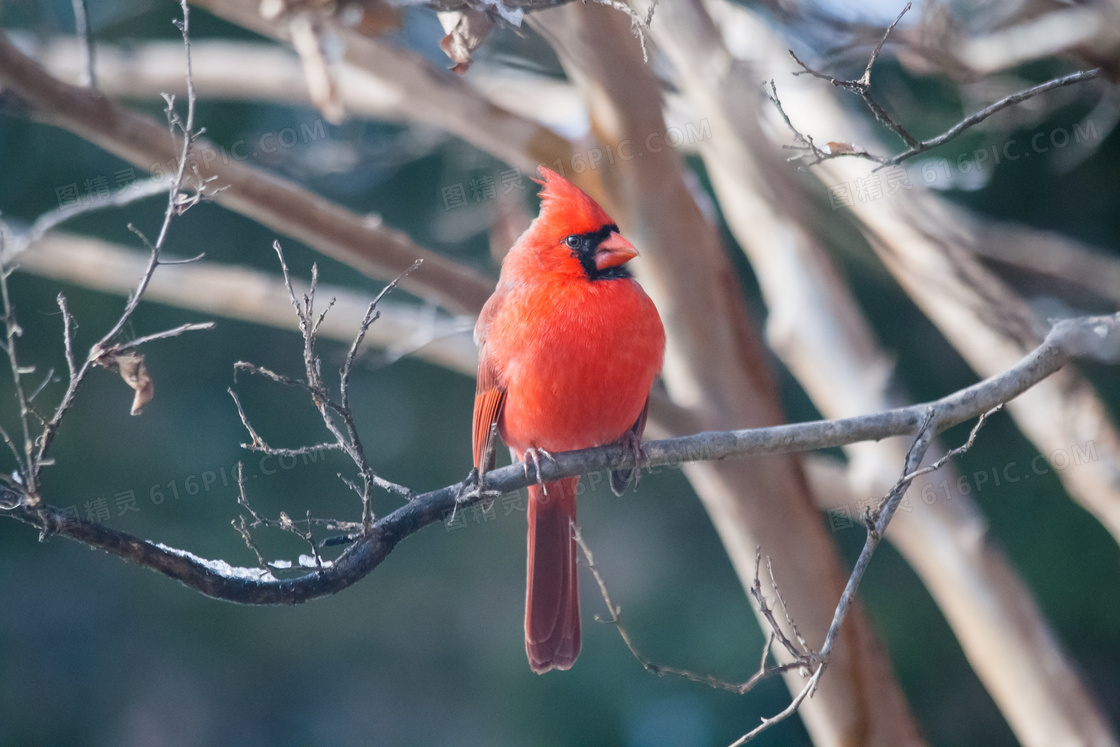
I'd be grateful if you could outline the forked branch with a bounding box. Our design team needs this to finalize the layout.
[0,0,214,505]
[228,242,416,562]
[771,2,1103,168]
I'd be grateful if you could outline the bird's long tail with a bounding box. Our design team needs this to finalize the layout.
[525,476,581,673]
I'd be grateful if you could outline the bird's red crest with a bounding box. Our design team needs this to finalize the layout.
[533,167,616,237]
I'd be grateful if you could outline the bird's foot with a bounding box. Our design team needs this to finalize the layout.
[611,431,648,495]
[522,447,558,495]
[455,467,501,513]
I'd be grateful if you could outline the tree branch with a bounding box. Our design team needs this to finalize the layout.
[10,232,477,376]
[6,312,1117,605]
[774,3,1103,169]
[575,533,806,694]
[0,0,215,503]
[0,29,493,316]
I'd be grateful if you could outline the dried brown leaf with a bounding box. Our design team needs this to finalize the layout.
[93,348,155,416]
[438,10,495,74]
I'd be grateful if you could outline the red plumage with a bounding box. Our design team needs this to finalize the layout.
[472,167,665,673]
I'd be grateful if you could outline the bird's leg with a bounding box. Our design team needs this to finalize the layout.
[457,467,482,502]
[455,425,504,524]
[453,467,502,526]
[522,446,558,496]
[457,423,500,504]
[612,429,648,494]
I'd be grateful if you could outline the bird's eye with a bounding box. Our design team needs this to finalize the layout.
[564,235,581,249]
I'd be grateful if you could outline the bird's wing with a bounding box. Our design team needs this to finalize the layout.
[473,293,506,472]
[473,356,506,472]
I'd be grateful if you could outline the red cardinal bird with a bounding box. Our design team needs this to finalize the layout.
[472,167,665,673]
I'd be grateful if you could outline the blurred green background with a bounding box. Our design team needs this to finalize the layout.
[1,2,1119,745]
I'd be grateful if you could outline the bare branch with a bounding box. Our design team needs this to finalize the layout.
[576,530,804,694]
[0,0,220,515]
[13,233,477,377]
[737,407,1003,743]
[775,4,1103,169]
[20,0,210,490]
[4,312,1116,605]
[790,2,918,150]
[0,27,496,315]
[110,322,217,352]
[731,666,826,746]
[231,244,415,537]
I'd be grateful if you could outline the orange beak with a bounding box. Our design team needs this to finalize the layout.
[594,231,639,271]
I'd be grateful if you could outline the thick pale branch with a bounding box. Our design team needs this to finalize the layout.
[0,31,493,315]
[190,0,576,175]
[9,312,1117,605]
[11,232,477,375]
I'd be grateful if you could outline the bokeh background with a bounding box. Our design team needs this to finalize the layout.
[1,1,1119,745]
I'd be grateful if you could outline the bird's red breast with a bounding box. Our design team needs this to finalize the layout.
[472,167,665,673]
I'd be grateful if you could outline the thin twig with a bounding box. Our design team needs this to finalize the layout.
[575,529,804,695]
[0,239,34,490]
[790,2,917,149]
[734,406,999,744]
[233,461,329,568]
[890,404,1002,502]
[766,555,809,654]
[26,0,212,487]
[228,388,273,452]
[234,360,307,390]
[70,0,96,89]
[886,69,1103,166]
[57,295,78,385]
[748,550,809,663]
[111,321,217,352]
[21,179,168,253]
[231,243,415,544]
[2,313,1117,609]
[775,1,1103,169]
[731,665,826,746]
[26,368,57,404]
[0,420,22,473]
